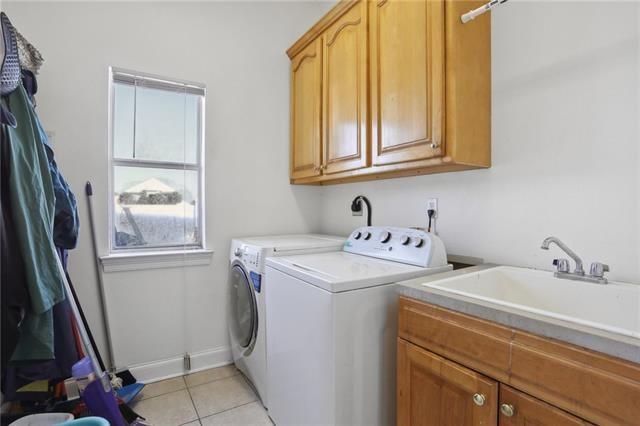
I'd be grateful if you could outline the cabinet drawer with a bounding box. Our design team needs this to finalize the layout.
[509,333,640,425]
[499,384,592,425]
[398,296,512,382]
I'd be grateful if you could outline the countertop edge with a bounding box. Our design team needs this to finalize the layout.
[396,265,640,365]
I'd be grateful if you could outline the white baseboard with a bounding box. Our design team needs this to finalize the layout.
[128,346,232,383]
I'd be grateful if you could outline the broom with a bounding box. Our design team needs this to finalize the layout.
[85,181,139,386]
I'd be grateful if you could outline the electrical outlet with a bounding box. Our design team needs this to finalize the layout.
[427,198,438,218]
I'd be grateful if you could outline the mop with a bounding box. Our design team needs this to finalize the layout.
[54,256,125,425]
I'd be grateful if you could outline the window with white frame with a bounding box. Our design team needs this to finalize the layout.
[109,68,205,252]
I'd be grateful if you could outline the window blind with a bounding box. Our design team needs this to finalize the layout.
[112,68,205,96]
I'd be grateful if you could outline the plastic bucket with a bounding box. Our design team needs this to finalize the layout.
[59,417,110,426]
[9,413,74,425]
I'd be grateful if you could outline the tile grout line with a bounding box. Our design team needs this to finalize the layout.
[137,376,187,402]
[139,370,239,402]
[198,400,257,422]
[132,385,200,425]
[135,386,186,403]
[177,420,201,426]
[135,368,256,424]
[185,378,202,421]
[186,372,240,391]
[190,371,259,421]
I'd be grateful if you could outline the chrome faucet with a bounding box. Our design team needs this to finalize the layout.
[541,237,585,275]
[540,237,609,284]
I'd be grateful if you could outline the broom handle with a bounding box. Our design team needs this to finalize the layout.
[85,181,117,371]
[54,254,110,391]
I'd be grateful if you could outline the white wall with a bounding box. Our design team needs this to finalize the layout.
[4,1,332,376]
[319,1,640,284]
[5,0,639,380]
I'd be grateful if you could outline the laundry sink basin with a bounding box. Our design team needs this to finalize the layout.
[422,266,640,340]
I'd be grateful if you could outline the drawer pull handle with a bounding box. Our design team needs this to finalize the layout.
[500,403,515,417]
[472,393,486,406]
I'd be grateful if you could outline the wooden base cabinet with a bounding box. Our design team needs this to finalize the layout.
[397,339,498,426]
[287,0,491,185]
[397,340,591,426]
[398,297,640,425]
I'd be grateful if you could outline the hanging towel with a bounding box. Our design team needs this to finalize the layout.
[2,84,65,361]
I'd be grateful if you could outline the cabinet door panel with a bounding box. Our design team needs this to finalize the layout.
[291,39,322,180]
[398,338,498,426]
[323,2,368,174]
[499,385,592,426]
[371,0,444,166]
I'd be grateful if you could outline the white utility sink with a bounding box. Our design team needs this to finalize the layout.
[423,266,640,340]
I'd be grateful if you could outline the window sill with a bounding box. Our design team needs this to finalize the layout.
[100,249,214,273]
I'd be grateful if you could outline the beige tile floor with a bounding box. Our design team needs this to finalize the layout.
[131,365,273,426]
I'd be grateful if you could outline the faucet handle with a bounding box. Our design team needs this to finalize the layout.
[589,262,610,278]
[552,258,570,273]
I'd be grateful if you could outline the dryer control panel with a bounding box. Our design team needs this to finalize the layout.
[233,245,263,271]
[343,226,448,268]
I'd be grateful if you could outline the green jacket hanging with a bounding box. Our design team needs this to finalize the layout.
[3,84,65,361]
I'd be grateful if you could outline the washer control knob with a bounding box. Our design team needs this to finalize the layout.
[363,231,372,240]
[413,237,424,248]
[400,235,411,245]
[234,247,243,257]
[380,231,391,243]
[353,231,362,240]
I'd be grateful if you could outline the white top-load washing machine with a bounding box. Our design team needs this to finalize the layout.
[227,234,344,408]
[265,226,452,426]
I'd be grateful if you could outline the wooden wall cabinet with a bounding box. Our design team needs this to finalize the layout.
[290,39,323,180]
[370,0,444,166]
[322,1,368,175]
[287,0,491,185]
[398,297,640,425]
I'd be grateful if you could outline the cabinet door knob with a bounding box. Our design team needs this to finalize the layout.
[472,393,486,406]
[500,403,515,417]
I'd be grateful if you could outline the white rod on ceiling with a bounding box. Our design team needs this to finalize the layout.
[461,0,510,24]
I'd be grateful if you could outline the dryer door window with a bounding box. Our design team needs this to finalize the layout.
[229,264,257,350]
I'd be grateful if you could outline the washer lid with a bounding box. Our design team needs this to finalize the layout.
[237,234,344,253]
[266,251,452,293]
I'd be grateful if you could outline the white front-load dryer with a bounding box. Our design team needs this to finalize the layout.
[227,234,344,408]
